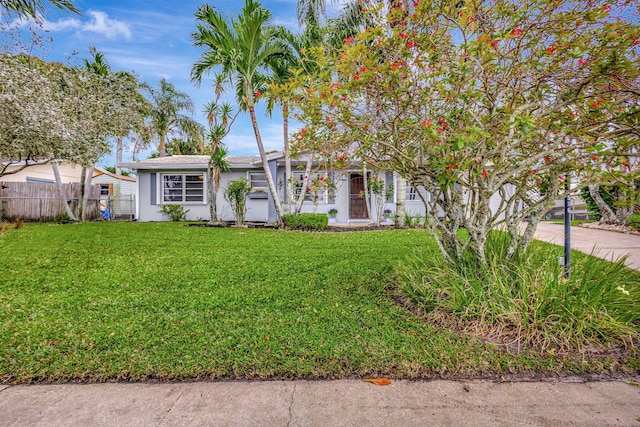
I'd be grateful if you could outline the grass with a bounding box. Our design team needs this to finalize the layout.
[547,219,597,226]
[395,232,640,352]
[0,222,638,383]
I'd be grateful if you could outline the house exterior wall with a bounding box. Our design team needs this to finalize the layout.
[136,168,275,222]
[1,162,82,183]
[137,170,210,222]
[91,175,136,197]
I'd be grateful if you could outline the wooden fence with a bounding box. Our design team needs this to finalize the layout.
[0,181,101,221]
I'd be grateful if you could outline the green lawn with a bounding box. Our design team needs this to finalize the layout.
[0,223,636,383]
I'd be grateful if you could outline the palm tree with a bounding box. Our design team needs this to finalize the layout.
[192,0,288,223]
[1,0,78,19]
[141,78,203,158]
[296,0,410,224]
[209,144,231,224]
[202,75,239,225]
[265,25,321,213]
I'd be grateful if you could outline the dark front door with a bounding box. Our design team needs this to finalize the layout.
[349,174,368,219]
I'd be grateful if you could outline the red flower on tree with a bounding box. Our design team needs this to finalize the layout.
[511,28,523,36]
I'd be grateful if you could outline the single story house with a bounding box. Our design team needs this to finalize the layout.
[119,154,433,223]
[91,167,137,220]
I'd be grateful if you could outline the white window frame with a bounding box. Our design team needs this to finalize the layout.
[161,173,206,204]
[248,171,268,192]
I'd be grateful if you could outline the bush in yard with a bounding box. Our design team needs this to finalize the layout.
[283,213,328,231]
[394,231,640,353]
[159,204,189,222]
[225,177,251,226]
[628,211,640,231]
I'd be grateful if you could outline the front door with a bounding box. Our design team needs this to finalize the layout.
[349,173,368,219]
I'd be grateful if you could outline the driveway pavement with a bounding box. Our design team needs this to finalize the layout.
[1,379,639,426]
[534,222,640,271]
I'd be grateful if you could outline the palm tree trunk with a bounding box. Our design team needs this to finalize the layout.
[159,132,167,157]
[207,165,222,225]
[51,162,77,221]
[248,105,285,223]
[283,103,294,214]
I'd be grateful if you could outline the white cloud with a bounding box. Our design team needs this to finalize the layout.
[24,10,132,41]
[82,11,132,41]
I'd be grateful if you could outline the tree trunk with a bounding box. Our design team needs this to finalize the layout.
[589,184,617,224]
[362,165,373,224]
[51,162,77,221]
[159,132,167,157]
[207,164,217,225]
[81,164,95,221]
[248,105,285,223]
[78,166,87,220]
[283,103,294,214]
[395,173,406,226]
[115,137,123,175]
[294,155,314,215]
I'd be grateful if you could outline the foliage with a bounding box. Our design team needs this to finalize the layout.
[0,54,147,176]
[0,0,78,19]
[284,0,640,265]
[369,176,393,225]
[395,232,640,352]
[404,212,425,228]
[581,182,639,225]
[628,212,640,231]
[283,213,328,231]
[103,166,131,177]
[159,204,189,222]
[139,78,203,158]
[225,177,252,225]
[328,208,338,216]
[580,186,616,222]
[191,0,288,223]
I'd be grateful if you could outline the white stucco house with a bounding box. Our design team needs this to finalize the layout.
[119,154,432,223]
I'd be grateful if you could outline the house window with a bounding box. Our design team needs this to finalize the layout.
[407,182,418,201]
[249,172,268,191]
[99,184,111,196]
[294,173,334,203]
[162,174,204,203]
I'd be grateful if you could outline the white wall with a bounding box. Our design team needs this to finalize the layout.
[1,162,82,183]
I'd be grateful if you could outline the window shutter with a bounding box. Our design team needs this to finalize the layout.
[150,173,157,205]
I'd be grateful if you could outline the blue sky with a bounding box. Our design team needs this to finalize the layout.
[14,0,346,167]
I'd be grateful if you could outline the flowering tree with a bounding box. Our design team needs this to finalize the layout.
[284,0,640,263]
[0,53,149,219]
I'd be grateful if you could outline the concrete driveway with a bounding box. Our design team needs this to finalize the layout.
[534,222,640,271]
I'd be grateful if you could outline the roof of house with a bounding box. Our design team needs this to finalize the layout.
[93,166,137,182]
[118,155,265,170]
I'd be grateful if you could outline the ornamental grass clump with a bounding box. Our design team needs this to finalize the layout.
[394,232,640,352]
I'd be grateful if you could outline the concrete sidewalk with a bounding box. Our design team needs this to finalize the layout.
[1,379,639,426]
[534,222,640,271]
